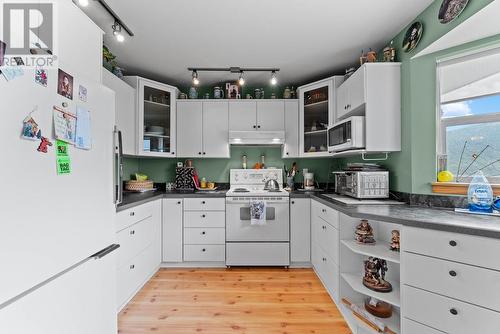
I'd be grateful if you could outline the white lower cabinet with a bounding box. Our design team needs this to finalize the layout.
[311,200,340,303]
[402,226,500,334]
[183,198,226,263]
[116,200,162,311]
[290,198,311,263]
[162,198,183,262]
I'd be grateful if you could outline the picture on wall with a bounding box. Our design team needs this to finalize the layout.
[57,69,73,100]
[438,0,469,24]
[402,21,423,53]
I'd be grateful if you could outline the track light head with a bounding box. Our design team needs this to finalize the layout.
[238,72,245,86]
[192,70,200,86]
[112,21,125,42]
[270,71,278,85]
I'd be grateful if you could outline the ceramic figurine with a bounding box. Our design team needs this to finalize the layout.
[290,86,297,99]
[390,230,400,252]
[355,220,376,245]
[366,49,377,62]
[383,40,397,62]
[363,257,392,293]
[283,86,291,99]
[189,87,198,99]
[213,86,224,99]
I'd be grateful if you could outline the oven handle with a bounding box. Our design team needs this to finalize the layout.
[227,202,288,205]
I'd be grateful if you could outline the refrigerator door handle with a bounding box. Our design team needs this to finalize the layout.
[114,126,123,205]
[91,244,120,260]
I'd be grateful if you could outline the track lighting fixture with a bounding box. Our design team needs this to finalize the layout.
[112,21,125,42]
[187,67,280,86]
[270,71,278,86]
[238,72,245,86]
[192,70,200,86]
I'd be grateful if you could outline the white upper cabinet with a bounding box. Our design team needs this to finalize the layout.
[335,63,401,153]
[177,101,203,157]
[298,76,343,157]
[256,100,285,131]
[123,76,178,157]
[229,100,285,132]
[203,101,230,158]
[102,70,136,156]
[177,100,229,158]
[229,101,257,131]
[283,100,299,158]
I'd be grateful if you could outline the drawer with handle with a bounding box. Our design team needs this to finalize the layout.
[184,228,225,245]
[184,198,225,211]
[184,244,225,262]
[184,211,225,228]
[403,285,500,334]
[403,226,500,270]
[116,200,158,232]
[402,318,445,334]
[117,242,159,309]
[403,252,500,311]
[117,215,156,267]
[312,200,339,229]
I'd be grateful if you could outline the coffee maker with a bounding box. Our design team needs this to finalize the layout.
[303,169,315,191]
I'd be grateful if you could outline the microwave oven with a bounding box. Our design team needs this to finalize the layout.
[328,116,365,152]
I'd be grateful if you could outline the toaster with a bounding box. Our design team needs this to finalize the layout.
[333,171,389,199]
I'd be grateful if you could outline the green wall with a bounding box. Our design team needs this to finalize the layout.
[124,147,341,184]
[342,0,496,194]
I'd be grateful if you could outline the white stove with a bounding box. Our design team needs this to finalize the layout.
[225,169,290,267]
[226,169,289,197]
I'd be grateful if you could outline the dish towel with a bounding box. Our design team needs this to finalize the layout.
[250,201,266,226]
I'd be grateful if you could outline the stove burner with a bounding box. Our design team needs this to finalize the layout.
[233,188,250,193]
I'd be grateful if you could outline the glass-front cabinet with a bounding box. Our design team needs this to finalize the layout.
[299,77,342,157]
[124,76,177,157]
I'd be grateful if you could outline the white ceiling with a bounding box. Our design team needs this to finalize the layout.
[81,0,433,87]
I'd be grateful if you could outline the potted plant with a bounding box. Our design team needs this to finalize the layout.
[102,45,117,72]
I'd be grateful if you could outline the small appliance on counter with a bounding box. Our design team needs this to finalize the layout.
[334,163,389,199]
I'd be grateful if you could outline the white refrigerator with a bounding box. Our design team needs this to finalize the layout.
[0,1,118,330]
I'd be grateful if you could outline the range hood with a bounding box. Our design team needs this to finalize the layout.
[229,131,285,145]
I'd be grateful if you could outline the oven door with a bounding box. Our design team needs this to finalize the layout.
[226,197,289,242]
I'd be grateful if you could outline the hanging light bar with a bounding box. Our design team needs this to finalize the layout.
[187,67,280,86]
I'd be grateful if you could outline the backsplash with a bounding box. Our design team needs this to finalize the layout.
[123,147,341,184]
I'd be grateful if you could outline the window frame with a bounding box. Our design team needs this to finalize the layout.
[436,46,500,187]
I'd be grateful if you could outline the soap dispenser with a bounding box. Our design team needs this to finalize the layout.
[467,171,493,213]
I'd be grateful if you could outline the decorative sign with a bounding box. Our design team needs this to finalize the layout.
[53,106,77,145]
[402,21,423,53]
[56,156,71,175]
[56,139,68,157]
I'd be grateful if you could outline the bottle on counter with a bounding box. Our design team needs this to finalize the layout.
[200,177,207,189]
[261,155,265,169]
[467,171,493,213]
[242,155,247,169]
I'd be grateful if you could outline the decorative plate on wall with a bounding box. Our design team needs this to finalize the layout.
[438,0,470,24]
[402,21,423,53]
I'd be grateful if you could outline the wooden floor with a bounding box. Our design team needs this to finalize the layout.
[118,268,351,334]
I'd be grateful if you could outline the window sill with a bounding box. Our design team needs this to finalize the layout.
[432,182,500,196]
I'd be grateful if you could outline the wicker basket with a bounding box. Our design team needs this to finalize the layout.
[125,180,154,192]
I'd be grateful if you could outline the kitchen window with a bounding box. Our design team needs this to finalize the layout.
[435,46,500,194]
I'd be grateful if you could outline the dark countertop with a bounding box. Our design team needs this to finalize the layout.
[117,189,500,239]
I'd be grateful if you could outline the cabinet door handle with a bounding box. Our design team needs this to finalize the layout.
[450,308,458,315]
[286,152,289,155]
[291,201,295,204]
[130,212,135,216]
[198,152,202,155]
[449,240,457,247]
[253,125,257,129]
[449,270,457,277]
[257,125,261,129]
[171,152,175,155]
[129,264,135,269]
[130,230,135,235]
[177,201,181,205]
[202,248,206,252]
[203,152,206,155]
[202,201,206,204]
[201,214,206,218]
[201,231,206,235]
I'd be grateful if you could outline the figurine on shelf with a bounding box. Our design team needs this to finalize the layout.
[364,297,393,318]
[390,230,400,252]
[366,48,377,63]
[363,257,392,293]
[383,40,397,62]
[355,220,376,245]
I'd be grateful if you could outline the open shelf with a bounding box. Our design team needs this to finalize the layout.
[341,273,400,307]
[144,99,170,108]
[144,132,170,139]
[341,240,400,264]
[340,302,400,334]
